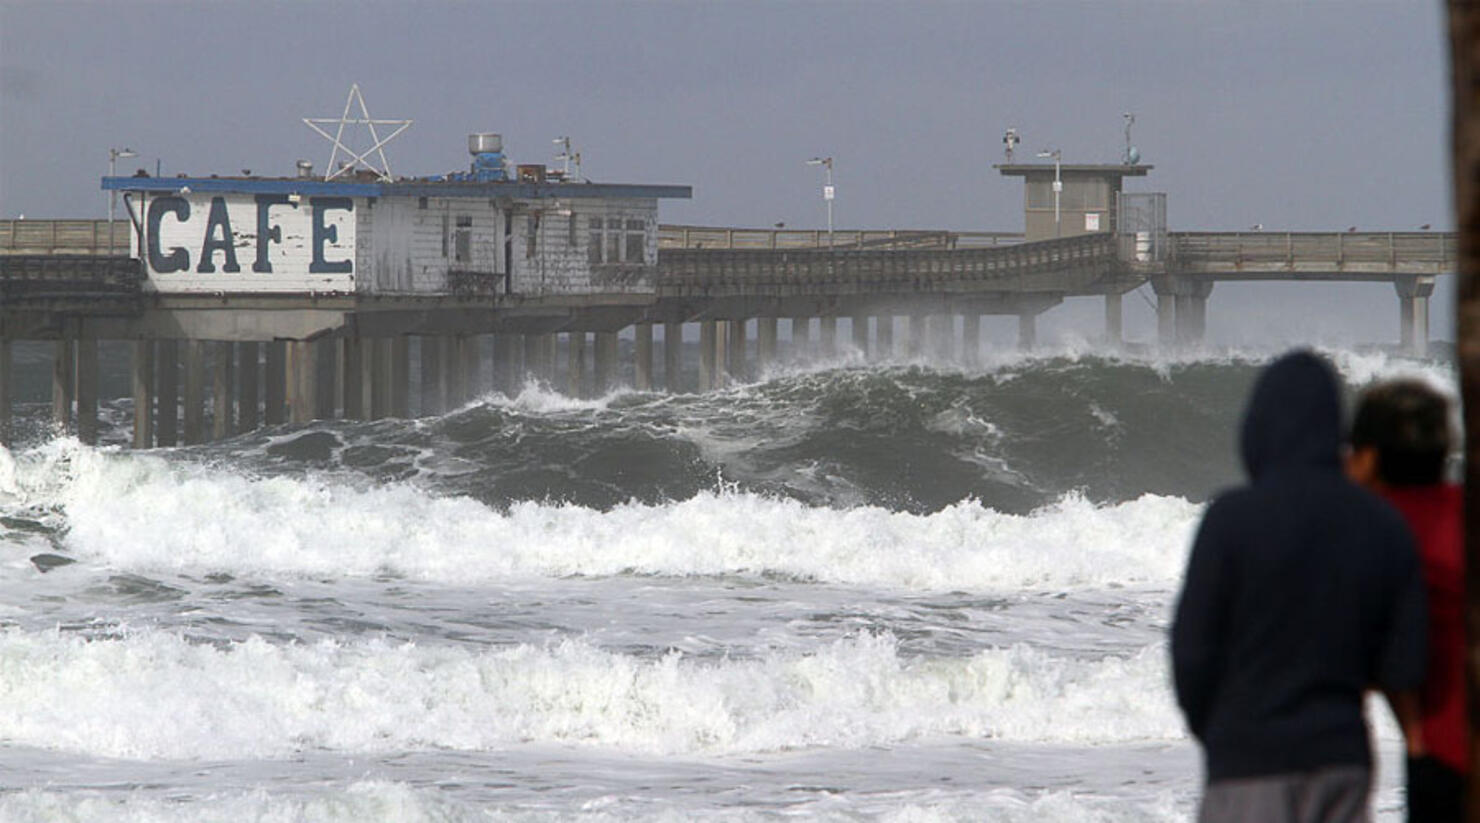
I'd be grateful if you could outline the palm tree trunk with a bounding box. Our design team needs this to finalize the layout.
[1445,1,1480,818]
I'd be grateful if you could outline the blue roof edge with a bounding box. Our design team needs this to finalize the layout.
[102,177,692,200]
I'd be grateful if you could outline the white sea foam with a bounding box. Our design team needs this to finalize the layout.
[0,783,1191,823]
[3,442,1200,589]
[0,628,1180,760]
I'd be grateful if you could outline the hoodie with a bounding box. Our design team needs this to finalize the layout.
[1171,351,1427,781]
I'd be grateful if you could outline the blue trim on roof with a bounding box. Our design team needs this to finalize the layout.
[102,177,381,196]
[102,177,691,200]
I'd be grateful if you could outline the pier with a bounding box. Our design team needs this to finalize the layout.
[0,155,1456,450]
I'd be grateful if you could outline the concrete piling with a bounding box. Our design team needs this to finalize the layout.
[183,341,206,443]
[264,341,286,426]
[961,314,980,366]
[52,338,73,432]
[567,331,587,398]
[664,322,683,392]
[877,315,894,359]
[75,337,99,445]
[819,316,837,360]
[157,340,180,445]
[0,340,12,446]
[212,342,234,440]
[595,331,619,393]
[699,321,717,391]
[1104,293,1123,346]
[634,324,654,390]
[131,341,155,449]
[757,317,778,370]
[851,315,868,357]
[238,342,259,433]
[1018,313,1037,350]
[726,319,746,382]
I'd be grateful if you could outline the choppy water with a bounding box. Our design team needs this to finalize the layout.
[0,345,1447,821]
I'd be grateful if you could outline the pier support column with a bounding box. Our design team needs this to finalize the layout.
[726,319,746,382]
[699,321,717,392]
[664,322,684,392]
[567,332,587,398]
[391,337,410,418]
[343,338,366,420]
[961,314,981,366]
[1156,293,1177,346]
[907,314,926,358]
[791,317,812,359]
[131,341,155,449]
[757,317,778,371]
[522,334,544,387]
[238,343,259,433]
[370,339,391,420]
[287,340,319,425]
[1017,313,1037,350]
[877,316,894,359]
[634,324,654,390]
[819,316,837,360]
[52,338,74,432]
[419,337,442,416]
[595,331,619,394]
[263,341,286,426]
[75,337,98,445]
[493,334,521,396]
[183,341,206,443]
[1104,293,1123,347]
[462,334,485,399]
[714,321,730,386]
[157,340,180,445]
[927,315,952,360]
[445,336,468,406]
[1395,275,1436,357]
[212,342,235,440]
[315,341,337,420]
[0,340,11,446]
[851,315,868,357]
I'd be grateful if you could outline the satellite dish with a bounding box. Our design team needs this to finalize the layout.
[1126,146,1141,165]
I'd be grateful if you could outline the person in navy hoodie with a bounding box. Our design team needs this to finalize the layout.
[1347,379,1467,823]
[1172,351,1428,823]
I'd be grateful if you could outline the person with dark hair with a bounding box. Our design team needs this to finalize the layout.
[1172,351,1428,823]
[1347,379,1467,823]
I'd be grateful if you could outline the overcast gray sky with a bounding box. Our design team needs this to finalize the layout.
[0,1,1455,348]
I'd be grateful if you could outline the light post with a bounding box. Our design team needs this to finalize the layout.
[807,156,834,247]
[1037,149,1062,238]
[107,147,136,228]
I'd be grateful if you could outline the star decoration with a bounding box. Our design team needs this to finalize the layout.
[303,84,413,182]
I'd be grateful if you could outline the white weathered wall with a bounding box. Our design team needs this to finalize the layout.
[355,194,658,297]
[509,197,657,296]
[136,192,357,294]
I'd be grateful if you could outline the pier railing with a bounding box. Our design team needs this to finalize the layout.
[0,254,143,301]
[658,225,1023,251]
[0,220,132,255]
[659,233,1114,292]
[1169,231,1454,274]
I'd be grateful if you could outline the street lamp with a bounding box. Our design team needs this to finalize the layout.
[807,156,834,247]
[1037,149,1062,238]
[107,147,137,228]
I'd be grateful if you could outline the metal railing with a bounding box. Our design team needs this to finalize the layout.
[1168,231,1455,269]
[659,233,1114,286]
[0,220,132,255]
[658,224,1023,251]
[0,254,143,301]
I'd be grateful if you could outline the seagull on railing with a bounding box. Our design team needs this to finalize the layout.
[774,222,785,228]
[1346,226,1357,232]
[1419,223,1431,231]
[1248,223,1263,231]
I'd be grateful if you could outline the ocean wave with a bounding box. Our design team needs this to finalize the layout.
[0,629,1181,760]
[4,442,1200,589]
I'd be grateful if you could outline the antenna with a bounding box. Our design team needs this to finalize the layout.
[1003,128,1020,163]
[1122,112,1139,165]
